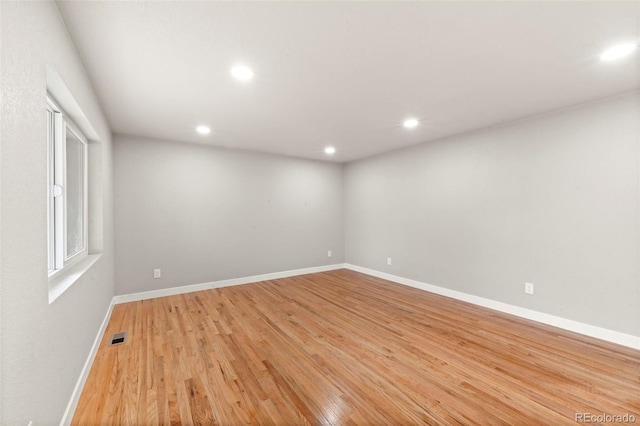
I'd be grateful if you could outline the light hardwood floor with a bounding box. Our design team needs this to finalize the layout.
[73,269,640,425]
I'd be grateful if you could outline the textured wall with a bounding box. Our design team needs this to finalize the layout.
[114,135,344,295]
[0,2,114,423]
[345,92,639,336]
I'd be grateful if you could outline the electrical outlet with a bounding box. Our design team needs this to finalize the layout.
[328,250,332,257]
[153,269,161,279]
[525,282,534,295]
[387,257,392,265]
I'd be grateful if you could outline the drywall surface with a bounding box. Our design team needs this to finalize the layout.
[0,2,114,423]
[114,136,344,295]
[345,92,640,336]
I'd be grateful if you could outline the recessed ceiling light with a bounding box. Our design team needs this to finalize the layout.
[403,118,419,129]
[196,125,210,135]
[231,65,254,81]
[600,43,637,61]
[324,146,336,155]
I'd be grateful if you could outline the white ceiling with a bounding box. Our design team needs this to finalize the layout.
[57,1,640,163]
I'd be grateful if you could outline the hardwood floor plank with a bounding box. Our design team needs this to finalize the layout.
[73,269,640,425]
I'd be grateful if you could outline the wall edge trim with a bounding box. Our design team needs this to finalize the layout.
[113,263,347,304]
[345,263,640,350]
[60,298,115,426]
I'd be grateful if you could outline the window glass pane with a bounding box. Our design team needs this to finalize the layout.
[47,109,55,271]
[66,129,85,257]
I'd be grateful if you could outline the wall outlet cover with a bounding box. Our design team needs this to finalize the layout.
[525,282,534,295]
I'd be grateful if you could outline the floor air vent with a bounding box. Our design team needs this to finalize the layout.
[109,331,127,346]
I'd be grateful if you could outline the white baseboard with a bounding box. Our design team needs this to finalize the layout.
[345,264,640,351]
[113,263,347,304]
[62,263,345,423]
[59,298,115,426]
[63,262,638,423]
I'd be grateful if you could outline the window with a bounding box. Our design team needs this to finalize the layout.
[47,96,88,277]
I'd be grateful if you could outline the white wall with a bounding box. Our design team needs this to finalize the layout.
[114,135,344,295]
[345,92,640,336]
[0,2,114,424]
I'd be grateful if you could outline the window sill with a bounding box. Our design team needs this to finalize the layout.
[48,254,102,303]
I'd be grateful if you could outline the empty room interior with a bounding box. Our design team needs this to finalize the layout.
[2,1,640,424]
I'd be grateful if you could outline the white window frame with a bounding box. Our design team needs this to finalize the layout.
[47,96,89,279]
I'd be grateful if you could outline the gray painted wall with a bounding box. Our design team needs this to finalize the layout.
[345,92,640,336]
[114,135,344,295]
[0,1,115,424]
